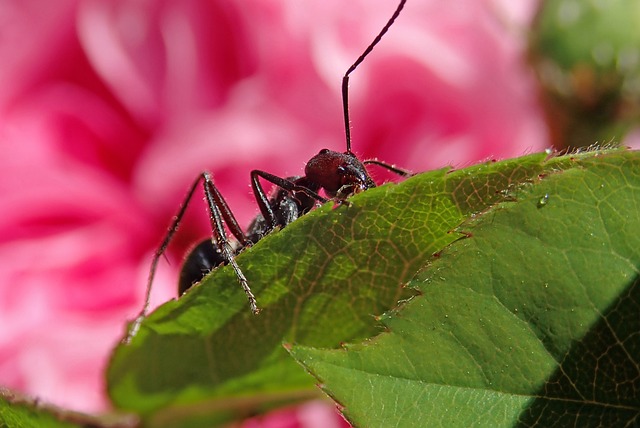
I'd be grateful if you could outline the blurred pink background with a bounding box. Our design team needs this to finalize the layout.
[0,0,546,422]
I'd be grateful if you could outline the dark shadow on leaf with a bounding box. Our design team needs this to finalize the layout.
[517,274,640,427]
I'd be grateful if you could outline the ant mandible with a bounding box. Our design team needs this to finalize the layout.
[129,0,411,338]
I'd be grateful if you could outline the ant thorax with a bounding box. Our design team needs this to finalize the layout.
[245,176,316,244]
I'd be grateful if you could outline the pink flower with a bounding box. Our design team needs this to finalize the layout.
[241,400,350,428]
[0,0,545,419]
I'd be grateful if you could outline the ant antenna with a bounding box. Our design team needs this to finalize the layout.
[342,0,407,154]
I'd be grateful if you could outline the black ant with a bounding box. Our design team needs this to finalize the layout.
[128,0,411,339]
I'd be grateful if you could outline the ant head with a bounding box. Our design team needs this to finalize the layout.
[305,149,376,200]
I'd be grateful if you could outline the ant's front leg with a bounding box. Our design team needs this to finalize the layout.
[363,159,413,178]
[250,170,327,230]
[332,159,412,205]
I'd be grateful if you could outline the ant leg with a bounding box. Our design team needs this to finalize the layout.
[201,173,249,247]
[363,159,413,177]
[202,173,258,315]
[125,172,256,343]
[250,170,327,229]
[126,175,203,342]
[127,174,203,341]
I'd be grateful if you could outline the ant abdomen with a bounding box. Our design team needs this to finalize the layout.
[179,239,225,296]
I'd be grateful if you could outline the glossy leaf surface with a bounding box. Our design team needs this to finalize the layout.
[291,149,640,427]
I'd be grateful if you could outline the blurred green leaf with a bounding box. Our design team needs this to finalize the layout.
[529,0,640,148]
[0,390,133,428]
[0,398,74,428]
[291,149,640,427]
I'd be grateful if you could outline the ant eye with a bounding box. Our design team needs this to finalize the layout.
[319,149,330,155]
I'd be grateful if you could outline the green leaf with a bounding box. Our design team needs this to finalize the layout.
[0,390,132,428]
[0,397,74,428]
[107,148,637,426]
[290,149,640,427]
